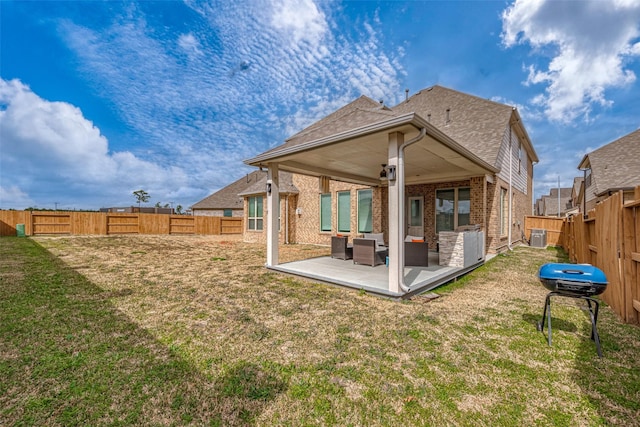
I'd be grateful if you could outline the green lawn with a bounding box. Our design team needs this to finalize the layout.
[1,236,639,426]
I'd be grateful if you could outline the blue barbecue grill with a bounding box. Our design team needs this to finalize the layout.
[537,263,608,357]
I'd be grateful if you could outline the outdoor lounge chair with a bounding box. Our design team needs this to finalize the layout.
[353,238,388,267]
[331,236,353,260]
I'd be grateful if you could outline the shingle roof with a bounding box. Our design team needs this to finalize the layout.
[391,86,515,166]
[259,85,529,168]
[238,171,299,196]
[262,95,388,156]
[192,171,298,210]
[583,129,640,196]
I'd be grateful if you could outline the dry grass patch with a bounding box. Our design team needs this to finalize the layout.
[1,235,639,426]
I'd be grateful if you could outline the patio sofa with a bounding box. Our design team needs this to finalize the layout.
[353,238,388,267]
[404,235,428,267]
[331,236,353,260]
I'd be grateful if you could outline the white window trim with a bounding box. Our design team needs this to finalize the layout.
[337,191,351,233]
[247,196,263,231]
[357,188,373,234]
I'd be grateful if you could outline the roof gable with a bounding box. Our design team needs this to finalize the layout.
[192,171,297,210]
[585,128,640,195]
[391,85,515,165]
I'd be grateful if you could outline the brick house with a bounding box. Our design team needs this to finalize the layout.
[578,128,640,213]
[243,85,538,294]
[192,170,298,218]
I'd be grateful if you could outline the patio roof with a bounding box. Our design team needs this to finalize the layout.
[245,113,498,186]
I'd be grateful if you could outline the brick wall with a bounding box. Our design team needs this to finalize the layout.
[193,209,243,218]
[242,171,533,254]
[242,194,296,245]
[291,174,382,245]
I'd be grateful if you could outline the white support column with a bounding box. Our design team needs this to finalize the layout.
[266,163,279,266]
[388,132,404,294]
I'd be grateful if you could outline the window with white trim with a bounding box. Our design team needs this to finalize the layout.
[500,188,508,236]
[357,189,373,233]
[320,193,331,232]
[337,191,351,233]
[247,196,263,231]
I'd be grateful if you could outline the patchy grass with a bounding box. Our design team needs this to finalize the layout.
[1,235,639,426]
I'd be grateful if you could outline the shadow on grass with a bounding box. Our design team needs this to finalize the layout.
[0,238,286,426]
[571,298,640,424]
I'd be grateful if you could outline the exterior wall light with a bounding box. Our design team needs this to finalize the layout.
[266,182,272,195]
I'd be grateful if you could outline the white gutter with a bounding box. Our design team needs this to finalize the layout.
[285,195,290,244]
[508,125,513,251]
[398,127,427,293]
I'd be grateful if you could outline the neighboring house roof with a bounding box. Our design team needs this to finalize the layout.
[578,128,640,198]
[536,187,573,216]
[572,177,583,199]
[238,171,299,197]
[192,171,298,210]
[255,85,537,171]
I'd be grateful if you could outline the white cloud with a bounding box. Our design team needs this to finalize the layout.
[0,78,188,209]
[270,0,328,46]
[0,185,34,210]
[502,0,640,123]
[178,33,202,56]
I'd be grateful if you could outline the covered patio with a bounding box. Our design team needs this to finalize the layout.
[246,111,498,296]
[271,252,492,298]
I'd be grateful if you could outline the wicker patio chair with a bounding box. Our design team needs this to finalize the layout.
[331,236,353,260]
[353,238,387,266]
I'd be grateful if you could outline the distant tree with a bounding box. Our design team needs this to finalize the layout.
[133,190,150,209]
[163,203,170,208]
[155,202,161,208]
[176,205,183,214]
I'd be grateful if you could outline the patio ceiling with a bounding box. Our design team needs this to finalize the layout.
[246,113,498,186]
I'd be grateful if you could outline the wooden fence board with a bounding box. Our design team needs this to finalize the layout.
[1,211,242,237]
[0,211,31,236]
[527,185,640,324]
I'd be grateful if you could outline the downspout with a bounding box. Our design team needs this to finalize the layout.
[398,127,427,293]
[508,125,513,250]
[285,194,289,244]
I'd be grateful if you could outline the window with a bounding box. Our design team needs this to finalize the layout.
[247,196,263,231]
[320,193,331,232]
[223,209,233,217]
[585,169,592,187]
[500,188,508,236]
[435,187,470,232]
[337,191,351,233]
[357,189,373,233]
[518,142,523,173]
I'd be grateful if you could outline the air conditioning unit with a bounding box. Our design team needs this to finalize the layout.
[530,229,547,248]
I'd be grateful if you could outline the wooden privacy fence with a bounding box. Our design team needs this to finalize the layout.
[563,188,640,324]
[0,211,243,237]
[523,216,566,247]
[525,187,640,324]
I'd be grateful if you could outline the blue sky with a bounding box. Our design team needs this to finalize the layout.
[1,0,639,211]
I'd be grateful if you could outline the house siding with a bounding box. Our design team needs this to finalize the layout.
[496,125,528,195]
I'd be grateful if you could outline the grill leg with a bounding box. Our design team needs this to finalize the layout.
[585,298,602,358]
[539,293,554,346]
